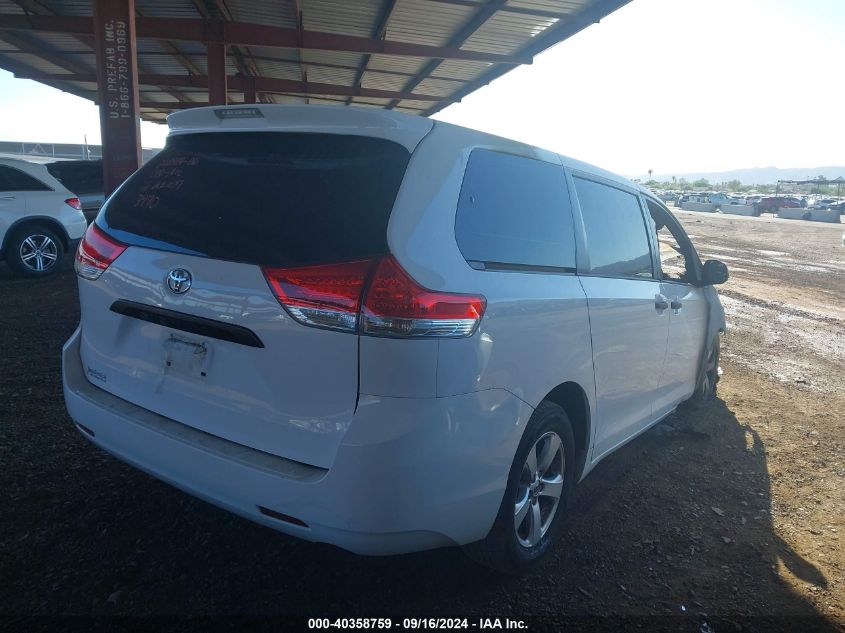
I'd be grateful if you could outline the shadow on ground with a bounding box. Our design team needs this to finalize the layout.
[0,262,839,632]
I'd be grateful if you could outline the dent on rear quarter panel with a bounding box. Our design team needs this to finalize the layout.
[435,275,594,404]
[382,123,597,408]
[358,337,438,398]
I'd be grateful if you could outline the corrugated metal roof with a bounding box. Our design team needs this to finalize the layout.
[0,0,631,120]
[226,0,298,29]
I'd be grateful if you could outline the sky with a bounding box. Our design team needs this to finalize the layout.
[0,0,843,177]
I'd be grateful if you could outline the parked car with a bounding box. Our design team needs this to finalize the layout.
[678,193,710,207]
[755,196,802,214]
[46,160,105,223]
[813,198,838,209]
[63,105,728,573]
[0,157,87,276]
[707,192,740,209]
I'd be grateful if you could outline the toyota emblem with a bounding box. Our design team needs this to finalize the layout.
[166,268,192,294]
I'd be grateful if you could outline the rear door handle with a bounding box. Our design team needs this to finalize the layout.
[655,294,669,310]
[0,195,15,200]
[671,299,683,310]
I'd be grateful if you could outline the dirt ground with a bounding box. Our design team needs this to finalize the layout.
[0,210,843,631]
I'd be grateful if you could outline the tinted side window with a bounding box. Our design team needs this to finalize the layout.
[574,177,653,279]
[456,150,576,270]
[0,166,51,192]
[47,162,103,194]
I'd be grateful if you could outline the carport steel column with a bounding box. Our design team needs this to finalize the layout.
[206,21,228,106]
[93,0,142,196]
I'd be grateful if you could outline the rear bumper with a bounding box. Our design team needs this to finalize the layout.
[63,214,88,241]
[62,327,533,555]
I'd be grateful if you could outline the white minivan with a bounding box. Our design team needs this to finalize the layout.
[63,105,727,572]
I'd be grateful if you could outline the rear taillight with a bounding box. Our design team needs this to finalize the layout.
[262,256,486,338]
[262,260,373,333]
[361,256,486,338]
[75,224,126,280]
[65,197,82,211]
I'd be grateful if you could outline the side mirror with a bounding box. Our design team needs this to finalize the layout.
[701,259,729,285]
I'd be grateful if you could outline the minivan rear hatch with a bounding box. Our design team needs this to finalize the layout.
[77,129,414,468]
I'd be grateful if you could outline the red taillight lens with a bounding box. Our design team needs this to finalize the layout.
[263,256,486,337]
[361,256,486,338]
[75,224,126,280]
[65,197,82,210]
[262,260,373,332]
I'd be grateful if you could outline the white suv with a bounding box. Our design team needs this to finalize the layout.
[62,105,727,572]
[0,158,88,276]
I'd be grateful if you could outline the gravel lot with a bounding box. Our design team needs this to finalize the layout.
[1,211,843,632]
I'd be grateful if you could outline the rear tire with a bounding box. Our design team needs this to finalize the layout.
[6,224,65,277]
[463,402,576,574]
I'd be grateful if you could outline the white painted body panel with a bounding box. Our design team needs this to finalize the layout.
[381,122,595,413]
[63,104,723,553]
[64,328,534,554]
[77,247,359,469]
[0,158,87,254]
[578,276,669,458]
[653,281,709,419]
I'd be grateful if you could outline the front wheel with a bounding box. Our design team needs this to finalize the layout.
[6,224,65,277]
[463,402,576,573]
[691,336,721,406]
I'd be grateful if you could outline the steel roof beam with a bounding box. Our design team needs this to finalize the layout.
[138,99,427,111]
[421,0,633,116]
[0,52,92,98]
[387,0,508,109]
[205,0,268,104]
[346,0,399,106]
[18,72,449,101]
[0,28,90,75]
[423,0,582,20]
[0,47,469,82]
[9,0,193,107]
[0,14,530,64]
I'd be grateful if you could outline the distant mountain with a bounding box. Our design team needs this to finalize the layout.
[639,166,845,185]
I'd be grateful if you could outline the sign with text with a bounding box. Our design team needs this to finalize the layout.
[93,0,141,195]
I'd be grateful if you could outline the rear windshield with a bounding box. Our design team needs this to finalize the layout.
[99,132,410,267]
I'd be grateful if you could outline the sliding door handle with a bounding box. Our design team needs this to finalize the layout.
[670,299,683,310]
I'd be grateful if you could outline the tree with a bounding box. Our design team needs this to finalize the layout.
[693,178,710,189]
[725,179,742,191]
[648,169,653,180]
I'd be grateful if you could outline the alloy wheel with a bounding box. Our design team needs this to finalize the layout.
[19,234,59,272]
[514,431,564,548]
